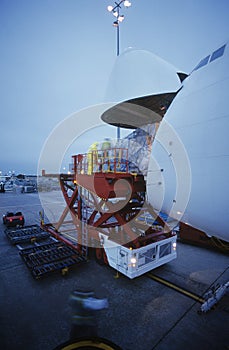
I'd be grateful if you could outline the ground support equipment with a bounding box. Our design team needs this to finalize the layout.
[4,224,50,245]
[19,241,86,279]
[43,149,177,278]
[200,281,229,312]
[3,211,25,228]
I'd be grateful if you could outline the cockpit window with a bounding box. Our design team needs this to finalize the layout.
[192,43,227,73]
[193,55,210,71]
[210,44,226,62]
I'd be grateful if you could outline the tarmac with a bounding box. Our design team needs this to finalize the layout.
[0,191,228,350]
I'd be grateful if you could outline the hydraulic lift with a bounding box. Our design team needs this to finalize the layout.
[42,147,177,278]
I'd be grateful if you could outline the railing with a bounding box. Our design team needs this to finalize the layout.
[72,148,129,175]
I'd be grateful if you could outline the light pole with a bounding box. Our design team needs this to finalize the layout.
[107,0,132,140]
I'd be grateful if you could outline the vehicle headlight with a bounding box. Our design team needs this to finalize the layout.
[172,242,177,250]
[130,257,137,265]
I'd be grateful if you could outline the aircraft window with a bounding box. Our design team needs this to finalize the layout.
[210,44,226,62]
[193,55,210,71]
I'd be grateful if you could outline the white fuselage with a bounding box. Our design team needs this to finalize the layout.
[147,42,229,242]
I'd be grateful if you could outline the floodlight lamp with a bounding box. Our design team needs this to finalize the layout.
[113,20,119,27]
[124,0,131,7]
[107,5,113,12]
[113,11,118,17]
[118,15,124,22]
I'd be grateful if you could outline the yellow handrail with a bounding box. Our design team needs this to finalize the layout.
[72,148,129,175]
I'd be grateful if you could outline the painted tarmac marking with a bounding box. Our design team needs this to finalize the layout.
[147,272,205,304]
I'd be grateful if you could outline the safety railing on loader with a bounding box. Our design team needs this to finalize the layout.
[72,148,129,175]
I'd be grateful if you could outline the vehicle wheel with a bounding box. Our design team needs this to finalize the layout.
[103,249,108,265]
[95,248,109,266]
[95,248,105,265]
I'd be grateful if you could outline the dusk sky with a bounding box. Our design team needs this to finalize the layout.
[1,0,229,175]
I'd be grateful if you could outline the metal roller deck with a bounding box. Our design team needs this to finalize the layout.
[4,224,50,245]
[19,241,86,279]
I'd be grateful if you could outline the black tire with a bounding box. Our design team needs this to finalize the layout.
[95,248,105,265]
[94,248,108,266]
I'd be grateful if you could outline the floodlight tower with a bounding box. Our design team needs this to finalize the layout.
[107,0,132,139]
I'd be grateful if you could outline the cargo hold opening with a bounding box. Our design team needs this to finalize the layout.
[101,91,178,130]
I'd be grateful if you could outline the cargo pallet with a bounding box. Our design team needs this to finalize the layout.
[19,241,86,279]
